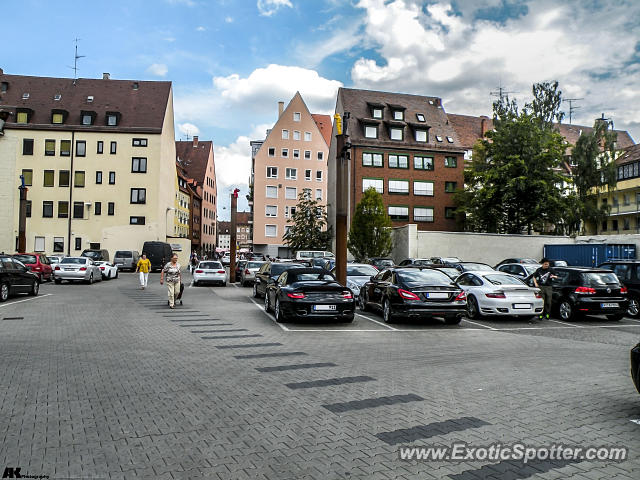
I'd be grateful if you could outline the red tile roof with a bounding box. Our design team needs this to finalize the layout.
[616,143,640,165]
[176,139,213,184]
[312,114,332,147]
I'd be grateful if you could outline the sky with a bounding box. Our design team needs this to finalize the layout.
[3,0,640,219]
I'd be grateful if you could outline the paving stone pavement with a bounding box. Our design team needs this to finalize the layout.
[0,272,639,479]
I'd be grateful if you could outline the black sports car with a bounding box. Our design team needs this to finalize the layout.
[359,267,466,324]
[264,268,355,323]
[632,343,640,394]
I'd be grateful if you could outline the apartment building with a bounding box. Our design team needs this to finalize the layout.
[236,211,252,249]
[175,171,191,238]
[328,88,466,239]
[176,137,217,256]
[217,221,231,250]
[176,159,202,253]
[252,92,330,257]
[0,70,177,255]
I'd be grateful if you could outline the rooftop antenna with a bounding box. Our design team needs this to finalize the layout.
[563,98,583,124]
[490,80,517,102]
[68,38,86,80]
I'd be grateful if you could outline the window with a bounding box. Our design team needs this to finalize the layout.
[73,202,84,219]
[624,194,630,206]
[293,112,301,122]
[132,138,148,147]
[42,201,53,218]
[389,179,409,194]
[97,141,104,154]
[393,110,404,120]
[23,139,34,155]
[281,148,288,158]
[267,166,278,178]
[45,139,55,156]
[266,186,278,198]
[76,141,86,157]
[59,170,70,187]
[285,168,297,180]
[53,237,64,253]
[82,114,93,125]
[130,188,146,204]
[445,181,457,193]
[75,237,82,250]
[110,141,117,154]
[388,154,408,169]
[293,149,300,159]
[415,130,428,142]
[365,125,378,138]
[58,201,68,218]
[390,127,403,140]
[414,181,434,196]
[436,135,443,142]
[305,169,312,181]
[282,129,289,140]
[293,131,300,141]
[96,171,102,184]
[265,225,277,237]
[22,169,33,186]
[304,150,311,160]
[52,113,64,124]
[416,113,425,122]
[317,151,324,161]
[60,140,71,157]
[445,207,456,219]
[285,206,297,218]
[446,136,454,143]
[363,178,383,193]
[414,156,434,170]
[94,202,102,215]
[268,147,275,157]
[108,172,116,184]
[265,205,278,217]
[285,187,297,199]
[414,207,434,222]
[108,202,115,216]
[106,114,118,126]
[444,156,457,168]
[304,132,312,141]
[624,218,631,230]
[132,157,147,173]
[612,219,619,230]
[43,170,54,187]
[362,152,383,167]
[74,171,85,187]
[16,111,28,124]
[25,201,32,217]
[388,206,409,221]
[372,108,383,119]
[315,189,322,200]
[316,170,323,182]
[34,236,45,252]
[130,216,146,225]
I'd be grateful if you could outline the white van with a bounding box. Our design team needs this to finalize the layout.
[295,250,335,261]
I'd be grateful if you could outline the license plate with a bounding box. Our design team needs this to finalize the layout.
[513,303,532,309]
[313,305,337,311]
[65,268,75,271]
[601,303,619,308]
[427,292,449,299]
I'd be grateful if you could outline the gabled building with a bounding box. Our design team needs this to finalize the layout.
[217,221,231,250]
[176,159,202,253]
[236,211,252,249]
[251,92,330,257]
[0,69,177,255]
[328,88,466,239]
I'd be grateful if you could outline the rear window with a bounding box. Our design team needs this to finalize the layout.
[13,254,37,264]
[397,269,452,286]
[347,265,378,276]
[581,272,620,287]
[271,263,303,276]
[82,251,101,259]
[289,272,335,283]
[115,251,133,258]
[437,268,460,279]
[461,263,493,271]
[61,258,86,264]
[247,262,264,268]
[199,262,222,269]
[483,274,525,286]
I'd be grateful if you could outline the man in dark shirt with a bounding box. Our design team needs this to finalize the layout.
[533,258,557,320]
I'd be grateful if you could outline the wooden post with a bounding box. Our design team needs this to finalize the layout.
[230,189,239,282]
[334,113,350,287]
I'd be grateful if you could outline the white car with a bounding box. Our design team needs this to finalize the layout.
[331,263,378,299]
[95,261,119,280]
[193,261,227,286]
[455,271,543,319]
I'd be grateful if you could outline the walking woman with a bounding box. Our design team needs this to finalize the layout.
[160,253,182,309]
[135,253,151,289]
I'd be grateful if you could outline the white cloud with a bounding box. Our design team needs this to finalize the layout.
[225,16,234,23]
[257,0,293,17]
[196,26,206,31]
[177,122,200,138]
[166,0,196,6]
[146,63,169,77]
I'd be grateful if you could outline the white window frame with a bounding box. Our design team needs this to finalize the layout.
[266,166,278,178]
[304,132,312,141]
[34,236,46,252]
[415,130,427,142]
[317,151,324,161]
[393,110,404,120]
[281,129,289,140]
[372,108,383,119]
[365,125,378,139]
[316,170,323,182]
[265,205,278,217]
[293,112,301,122]
[293,149,300,159]
[315,189,322,200]
[268,147,275,157]
[304,150,311,160]
[305,169,312,181]
[285,168,297,180]
[293,130,300,141]
[281,148,288,158]
[265,225,277,237]
[390,127,403,140]
[413,181,434,196]
[266,185,278,199]
[363,178,383,193]
[285,186,297,200]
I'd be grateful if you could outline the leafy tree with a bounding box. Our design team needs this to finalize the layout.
[284,190,332,252]
[457,82,569,234]
[348,187,393,261]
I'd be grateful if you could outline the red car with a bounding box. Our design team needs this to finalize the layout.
[13,253,53,282]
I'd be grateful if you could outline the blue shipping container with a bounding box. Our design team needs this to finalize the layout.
[543,244,637,267]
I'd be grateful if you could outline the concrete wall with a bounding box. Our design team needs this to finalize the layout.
[0,133,18,253]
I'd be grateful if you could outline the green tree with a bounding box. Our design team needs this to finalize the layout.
[348,187,393,261]
[457,81,569,234]
[284,190,332,252]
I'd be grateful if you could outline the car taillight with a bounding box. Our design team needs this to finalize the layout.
[245,269,250,274]
[100,267,105,270]
[195,269,203,273]
[398,288,420,300]
[79,267,87,271]
[218,270,226,274]
[455,291,466,301]
[287,292,305,299]
[342,291,353,299]
[55,266,60,270]
[485,291,506,298]
[535,291,542,298]
[575,286,596,294]
[621,286,628,294]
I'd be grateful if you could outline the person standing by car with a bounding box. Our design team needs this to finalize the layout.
[160,254,182,308]
[189,251,198,273]
[533,258,557,320]
[135,254,151,289]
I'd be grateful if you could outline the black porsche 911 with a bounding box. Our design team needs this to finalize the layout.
[264,268,355,323]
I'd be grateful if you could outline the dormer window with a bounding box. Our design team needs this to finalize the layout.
[81,111,96,126]
[389,127,403,140]
[393,110,404,121]
[52,113,63,124]
[87,96,94,103]
[51,109,68,125]
[416,113,425,122]
[54,94,62,101]
[16,108,32,124]
[364,124,378,139]
[372,108,383,119]
[105,112,120,126]
[22,93,30,100]
[1,82,8,93]
[446,136,454,143]
[436,135,443,142]
[415,130,428,142]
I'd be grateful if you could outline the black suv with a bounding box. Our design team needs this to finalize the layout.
[598,261,640,318]
[252,261,304,298]
[550,267,628,321]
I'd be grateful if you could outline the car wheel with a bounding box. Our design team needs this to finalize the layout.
[30,281,39,296]
[88,273,93,285]
[628,295,640,318]
[342,315,354,323]
[607,313,625,321]
[359,293,369,312]
[0,283,9,302]
[115,270,118,279]
[253,282,260,298]
[193,280,199,286]
[264,291,271,312]
[444,315,462,325]
[558,300,574,321]
[54,278,62,285]
[275,298,285,322]
[382,298,394,324]
[467,295,481,319]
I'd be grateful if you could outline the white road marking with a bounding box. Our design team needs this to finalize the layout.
[631,419,640,425]
[548,319,583,328]
[249,297,289,331]
[462,318,497,330]
[0,293,52,308]
[355,312,398,330]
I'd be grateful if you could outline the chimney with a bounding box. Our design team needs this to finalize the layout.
[193,136,199,147]
[278,101,284,118]
[480,115,490,136]
[102,73,110,80]
[0,68,3,74]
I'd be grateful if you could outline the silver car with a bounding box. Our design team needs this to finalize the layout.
[54,257,102,284]
[332,263,378,299]
[240,261,266,286]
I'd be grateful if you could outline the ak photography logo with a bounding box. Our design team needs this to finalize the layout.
[2,466,49,479]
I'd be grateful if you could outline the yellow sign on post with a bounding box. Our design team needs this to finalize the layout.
[334,113,342,135]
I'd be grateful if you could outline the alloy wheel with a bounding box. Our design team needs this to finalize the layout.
[559,301,572,321]
[0,283,8,302]
[32,281,39,295]
[275,299,281,321]
[628,297,639,318]
[264,292,270,312]
[383,299,392,323]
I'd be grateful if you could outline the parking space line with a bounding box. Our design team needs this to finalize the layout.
[461,318,497,330]
[355,313,398,330]
[0,294,52,308]
[548,319,584,328]
[249,297,289,331]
